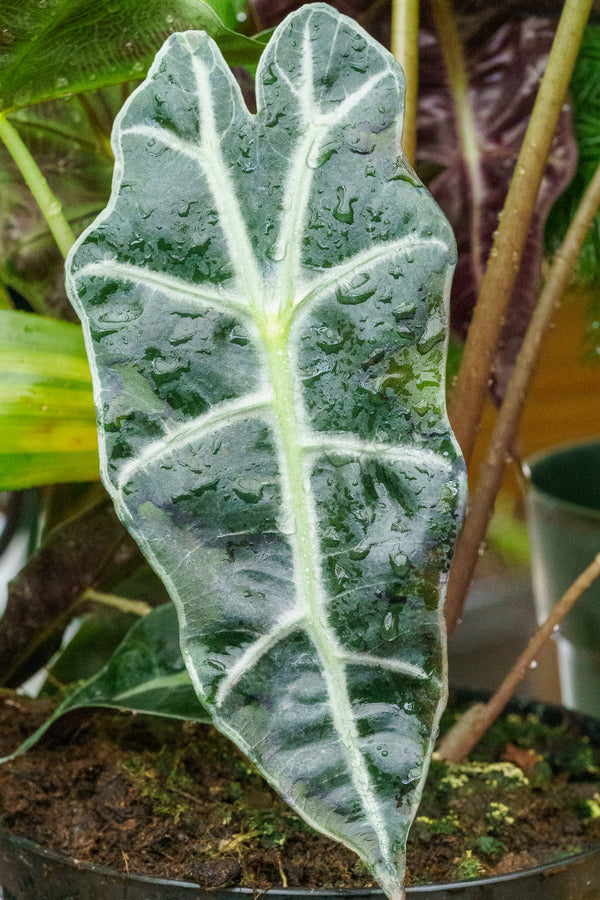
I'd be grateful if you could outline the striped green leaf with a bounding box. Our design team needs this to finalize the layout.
[0,311,98,488]
[65,7,466,896]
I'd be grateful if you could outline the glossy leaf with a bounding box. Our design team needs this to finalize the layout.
[0,603,210,763]
[0,0,268,114]
[253,6,579,402]
[0,310,98,489]
[66,7,466,895]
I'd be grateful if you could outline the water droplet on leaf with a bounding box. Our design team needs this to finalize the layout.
[349,542,371,561]
[228,325,250,346]
[308,140,340,168]
[233,478,265,504]
[381,610,398,641]
[332,186,357,225]
[389,550,409,577]
[335,273,375,306]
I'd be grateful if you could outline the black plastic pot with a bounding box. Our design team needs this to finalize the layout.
[1,696,599,900]
[0,829,599,900]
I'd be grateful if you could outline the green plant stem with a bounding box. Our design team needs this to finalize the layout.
[429,0,484,291]
[448,0,593,465]
[391,0,419,165]
[0,113,75,259]
[439,551,600,762]
[446,156,600,633]
[0,283,13,309]
[82,589,152,617]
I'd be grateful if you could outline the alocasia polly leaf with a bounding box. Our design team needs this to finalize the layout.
[65,6,466,896]
[1,603,210,764]
[254,5,579,402]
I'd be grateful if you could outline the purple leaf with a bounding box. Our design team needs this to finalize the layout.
[417,17,577,402]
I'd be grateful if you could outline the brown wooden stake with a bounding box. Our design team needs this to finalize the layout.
[439,552,600,762]
[445,158,600,633]
[447,0,593,464]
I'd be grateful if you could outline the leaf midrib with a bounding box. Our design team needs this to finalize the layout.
[263,320,394,870]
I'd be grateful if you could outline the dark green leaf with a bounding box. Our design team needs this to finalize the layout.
[0,603,210,763]
[0,0,268,114]
[0,496,139,686]
[43,562,172,690]
[66,7,466,894]
[0,96,117,317]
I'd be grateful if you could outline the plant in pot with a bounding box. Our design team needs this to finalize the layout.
[1,0,600,898]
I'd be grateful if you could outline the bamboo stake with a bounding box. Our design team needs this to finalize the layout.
[440,552,600,762]
[391,0,419,165]
[447,0,593,464]
[446,158,600,632]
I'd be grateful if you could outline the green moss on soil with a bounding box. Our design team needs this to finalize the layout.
[0,693,599,889]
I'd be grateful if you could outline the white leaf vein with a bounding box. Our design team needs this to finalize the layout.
[73,260,249,319]
[214,610,307,708]
[293,235,449,317]
[341,651,436,683]
[116,391,273,492]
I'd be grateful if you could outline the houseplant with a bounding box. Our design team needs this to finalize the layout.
[1,0,600,898]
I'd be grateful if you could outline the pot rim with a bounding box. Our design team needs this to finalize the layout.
[2,691,599,896]
[0,822,598,895]
[524,438,600,522]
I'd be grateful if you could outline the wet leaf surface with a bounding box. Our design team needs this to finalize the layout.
[66,6,466,893]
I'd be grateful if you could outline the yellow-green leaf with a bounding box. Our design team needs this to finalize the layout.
[0,310,98,488]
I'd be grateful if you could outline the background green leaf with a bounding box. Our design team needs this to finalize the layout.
[66,7,466,895]
[41,558,172,691]
[545,24,600,357]
[0,0,268,114]
[0,310,98,489]
[0,495,142,687]
[0,603,210,763]
[0,97,116,317]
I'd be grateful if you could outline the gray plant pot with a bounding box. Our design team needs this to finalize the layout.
[526,439,600,717]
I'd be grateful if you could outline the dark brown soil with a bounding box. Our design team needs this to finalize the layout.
[0,691,599,889]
